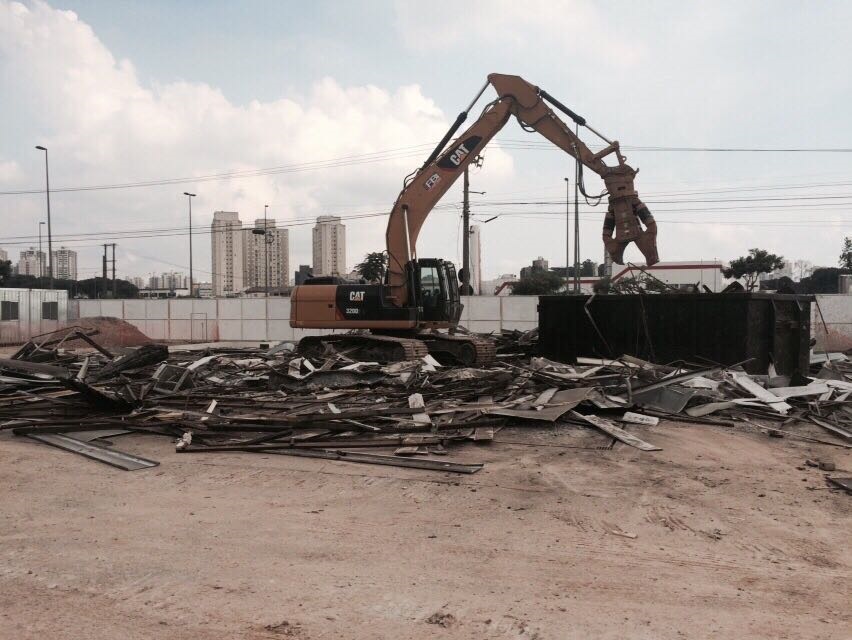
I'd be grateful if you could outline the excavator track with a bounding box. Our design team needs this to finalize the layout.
[419,333,496,366]
[297,333,428,363]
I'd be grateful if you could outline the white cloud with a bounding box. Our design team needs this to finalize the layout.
[393,0,645,66]
[0,1,514,280]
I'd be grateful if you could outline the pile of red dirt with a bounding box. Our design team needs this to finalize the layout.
[73,317,153,348]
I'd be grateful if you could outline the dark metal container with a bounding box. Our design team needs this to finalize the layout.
[537,293,813,375]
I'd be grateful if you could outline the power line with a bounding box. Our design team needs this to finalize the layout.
[3,139,852,196]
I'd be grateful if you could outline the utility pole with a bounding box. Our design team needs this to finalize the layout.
[111,243,117,298]
[564,177,570,291]
[183,192,196,297]
[573,128,581,293]
[264,204,270,296]
[35,146,53,289]
[461,167,471,296]
[102,244,108,298]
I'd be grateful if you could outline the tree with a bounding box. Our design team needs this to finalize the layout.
[580,259,597,277]
[722,248,785,291]
[510,270,563,295]
[792,259,813,281]
[355,251,387,283]
[799,267,850,294]
[0,259,11,285]
[840,237,852,270]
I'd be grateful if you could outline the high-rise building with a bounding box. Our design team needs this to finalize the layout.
[51,247,78,280]
[294,264,313,285]
[125,276,145,289]
[312,215,346,277]
[17,247,45,277]
[520,256,549,280]
[243,219,290,290]
[211,211,244,296]
[469,225,482,295]
[0,248,8,262]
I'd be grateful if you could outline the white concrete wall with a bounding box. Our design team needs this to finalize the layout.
[69,295,539,343]
[65,293,852,351]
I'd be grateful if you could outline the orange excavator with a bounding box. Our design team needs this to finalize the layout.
[290,73,658,364]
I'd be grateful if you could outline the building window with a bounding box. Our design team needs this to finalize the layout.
[42,301,58,320]
[1,300,20,321]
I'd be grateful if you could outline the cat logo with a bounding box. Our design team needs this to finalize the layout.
[437,135,483,170]
[349,291,365,302]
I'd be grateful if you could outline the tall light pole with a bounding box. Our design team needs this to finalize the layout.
[35,146,53,289]
[183,192,196,297]
[38,221,46,286]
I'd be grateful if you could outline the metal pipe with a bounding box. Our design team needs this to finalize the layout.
[583,123,613,145]
[402,206,413,263]
[465,79,491,113]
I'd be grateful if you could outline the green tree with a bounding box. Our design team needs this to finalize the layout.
[722,248,785,291]
[580,259,597,277]
[0,259,11,285]
[355,251,387,283]
[511,270,563,295]
[840,236,852,269]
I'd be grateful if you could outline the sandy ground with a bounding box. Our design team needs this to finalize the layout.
[1,421,849,639]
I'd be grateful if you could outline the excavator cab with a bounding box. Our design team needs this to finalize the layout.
[408,258,462,326]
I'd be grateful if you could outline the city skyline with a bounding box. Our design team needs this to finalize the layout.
[3,1,850,285]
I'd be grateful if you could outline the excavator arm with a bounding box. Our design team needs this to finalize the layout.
[384,73,658,305]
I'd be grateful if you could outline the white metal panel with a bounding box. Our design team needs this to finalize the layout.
[501,296,538,322]
[218,298,242,319]
[218,319,242,341]
[468,296,501,321]
[267,319,295,341]
[267,298,290,320]
[146,300,169,320]
[242,319,267,341]
[242,298,266,319]
[169,300,194,319]
[123,299,147,319]
[144,320,168,340]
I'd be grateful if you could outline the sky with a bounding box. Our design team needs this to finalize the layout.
[1,0,851,285]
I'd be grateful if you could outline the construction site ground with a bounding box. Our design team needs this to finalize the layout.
[1,420,849,640]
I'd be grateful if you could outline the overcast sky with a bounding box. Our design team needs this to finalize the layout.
[1,0,851,284]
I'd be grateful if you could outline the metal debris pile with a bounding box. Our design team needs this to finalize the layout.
[1,326,850,485]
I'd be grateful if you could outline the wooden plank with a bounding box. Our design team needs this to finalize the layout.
[571,411,662,451]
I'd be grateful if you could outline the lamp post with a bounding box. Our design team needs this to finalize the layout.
[183,192,196,297]
[34,146,53,289]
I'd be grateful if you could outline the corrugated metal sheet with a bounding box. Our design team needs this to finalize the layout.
[0,288,68,344]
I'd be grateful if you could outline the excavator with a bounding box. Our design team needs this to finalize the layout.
[290,73,659,365]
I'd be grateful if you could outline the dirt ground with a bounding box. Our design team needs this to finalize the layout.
[1,421,849,639]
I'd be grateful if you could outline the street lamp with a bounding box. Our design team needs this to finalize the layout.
[183,192,196,297]
[35,146,53,289]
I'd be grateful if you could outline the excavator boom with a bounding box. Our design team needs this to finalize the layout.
[384,73,659,306]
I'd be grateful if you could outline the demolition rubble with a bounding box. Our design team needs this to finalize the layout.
[1,325,850,492]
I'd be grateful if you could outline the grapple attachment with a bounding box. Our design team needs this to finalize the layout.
[601,167,659,265]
